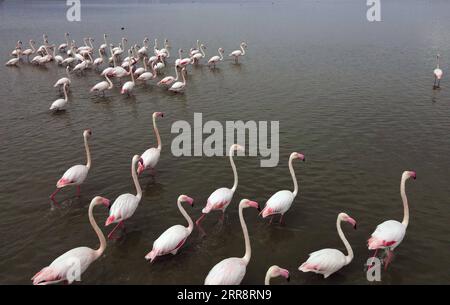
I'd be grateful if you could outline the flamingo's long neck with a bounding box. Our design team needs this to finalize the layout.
[89,200,107,259]
[143,57,148,71]
[289,155,298,197]
[437,56,440,69]
[65,34,69,46]
[63,85,68,102]
[31,41,36,52]
[178,199,194,234]
[132,158,142,200]
[178,49,182,60]
[66,67,70,78]
[230,147,238,193]
[240,44,246,55]
[219,50,224,61]
[264,270,273,285]
[153,115,162,151]
[200,45,206,57]
[174,65,179,81]
[130,64,135,83]
[84,133,91,169]
[181,69,187,85]
[337,217,353,265]
[105,74,113,89]
[240,205,251,265]
[400,175,409,228]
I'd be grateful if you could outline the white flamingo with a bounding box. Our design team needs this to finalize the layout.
[158,65,179,87]
[433,54,443,89]
[90,73,113,96]
[145,195,194,262]
[265,266,290,285]
[121,62,135,96]
[58,33,70,52]
[204,199,260,285]
[191,44,206,65]
[168,67,187,93]
[138,112,164,175]
[53,66,71,91]
[49,83,69,112]
[208,48,224,68]
[229,42,247,63]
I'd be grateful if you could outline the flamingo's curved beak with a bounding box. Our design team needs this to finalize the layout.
[347,217,357,230]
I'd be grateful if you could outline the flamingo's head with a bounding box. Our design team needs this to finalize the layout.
[239,199,260,211]
[339,213,357,229]
[93,196,110,208]
[83,129,92,138]
[291,152,305,162]
[153,112,164,119]
[179,195,194,207]
[404,171,417,180]
[230,144,245,154]
[219,48,224,53]
[268,265,290,282]
[137,158,145,175]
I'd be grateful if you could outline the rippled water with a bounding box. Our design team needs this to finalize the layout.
[1,0,449,284]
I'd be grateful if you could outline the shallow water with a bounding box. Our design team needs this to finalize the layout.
[0,0,449,284]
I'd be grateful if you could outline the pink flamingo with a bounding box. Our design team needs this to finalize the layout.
[433,54,443,89]
[229,42,247,64]
[157,65,179,87]
[90,73,113,96]
[121,62,135,96]
[32,196,110,285]
[367,171,416,270]
[138,112,164,175]
[196,144,244,230]
[145,195,194,262]
[50,129,92,200]
[204,199,260,285]
[260,152,305,224]
[105,155,142,239]
[169,67,187,93]
[265,265,290,285]
[208,48,224,69]
[299,213,357,278]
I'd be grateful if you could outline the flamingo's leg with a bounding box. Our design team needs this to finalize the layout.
[438,79,441,88]
[219,211,225,223]
[76,185,81,197]
[108,221,124,240]
[279,214,285,225]
[50,188,60,200]
[384,250,394,270]
[433,77,437,89]
[269,216,274,225]
[196,214,207,236]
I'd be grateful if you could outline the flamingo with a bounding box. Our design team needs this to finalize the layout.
[90,73,113,96]
[99,34,108,53]
[229,42,247,64]
[168,67,187,93]
[49,83,69,112]
[260,152,305,224]
[157,65,179,87]
[22,40,36,61]
[121,62,135,96]
[204,199,260,285]
[138,37,149,57]
[72,59,89,74]
[189,40,201,57]
[196,144,244,230]
[11,40,22,57]
[265,266,290,285]
[136,58,157,82]
[5,57,20,66]
[299,213,357,278]
[93,48,104,69]
[50,129,92,200]
[174,48,183,67]
[138,112,164,175]
[433,54,443,89]
[191,44,206,65]
[53,66,71,92]
[58,33,70,52]
[32,196,110,285]
[367,171,416,270]
[145,195,194,262]
[208,48,224,68]
[105,155,142,240]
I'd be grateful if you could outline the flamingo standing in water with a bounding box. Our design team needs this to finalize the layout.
[145,195,194,262]
[138,112,164,175]
[260,152,305,224]
[158,65,179,87]
[49,83,69,112]
[196,144,244,230]
[433,54,443,89]
[121,62,136,96]
[53,66,71,92]
[50,129,92,200]
[204,199,260,285]
[5,57,20,66]
[299,213,357,278]
[90,73,113,96]
[265,266,290,285]
[169,67,187,93]
[22,40,36,61]
[136,57,157,82]
[208,48,224,68]
[105,155,142,239]
[367,171,416,270]
[191,44,206,65]
[32,196,110,285]
[229,42,247,63]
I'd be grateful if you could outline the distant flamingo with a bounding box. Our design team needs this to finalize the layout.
[191,44,206,65]
[32,196,110,285]
[105,155,142,239]
[189,40,201,57]
[5,57,20,66]
[157,65,179,87]
[229,42,247,64]
[49,83,69,112]
[260,152,305,224]
[90,73,113,96]
[121,62,135,96]
[433,54,443,89]
[196,144,244,230]
[53,66,71,92]
[204,199,260,285]
[208,48,224,68]
[58,33,70,52]
[22,40,36,61]
[169,67,187,93]
[299,213,357,278]
[367,171,416,270]
[136,57,157,82]
[50,129,92,200]
[145,195,194,262]
[265,266,290,285]
[138,112,164,175]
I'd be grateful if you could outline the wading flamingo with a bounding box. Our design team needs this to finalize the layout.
[299,213,357,278]
[145,195,194,262]
[121,62,136,96]
[53,66,71,92]
[196,144,244,230]
[208,48,224,68]
[105,155,142,239]
[189,40,201,57]
[265,266,290,285]
[90,73,113,96]
[58,33,70,52]
[32,196,109,285]
[260,152,305,224]
[367,171,416,270]
[50,129,92,200]
[191,44,206,65]
[433,54,443,89]
[22,40,36,61]
[138,112,164,175]
[229,42,247,64]
[204,199,260,285]
[157,65,179,87]
[136,57,157,82]
[49,83,69,112]
[5,57,20,66]
[169,67,187,93]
